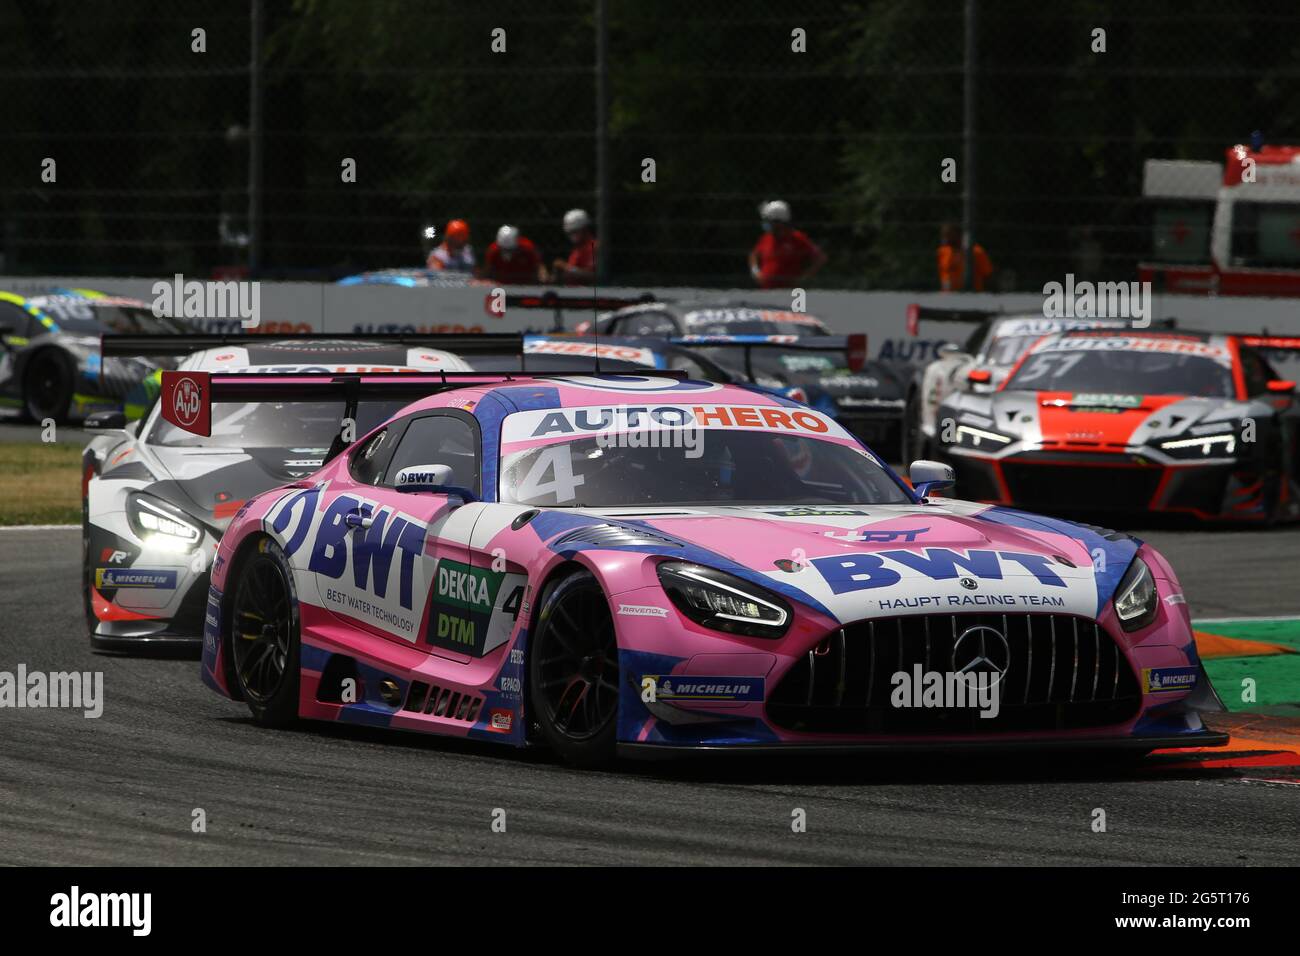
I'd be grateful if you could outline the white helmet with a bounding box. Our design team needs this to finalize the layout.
[563,208,591,233]
[495,225,520,251]
[759,200,791,223]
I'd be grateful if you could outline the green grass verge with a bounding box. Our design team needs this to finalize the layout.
[1196,618,1300,712]
[0,442,83,526]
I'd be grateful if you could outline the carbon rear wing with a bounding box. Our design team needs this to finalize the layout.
[905,304,1001,336]
[1240,334,1300,352]
[101,331,524,358]
[671,333,869,379]
[489,291,660,330]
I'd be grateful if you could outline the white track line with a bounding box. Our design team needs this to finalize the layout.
[0,524,79,531]
[1193,615,1300,624]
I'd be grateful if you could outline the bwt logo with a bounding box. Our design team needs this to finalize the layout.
[172,377,202,426]
[270,487,426,610]
[811,548,1067,593]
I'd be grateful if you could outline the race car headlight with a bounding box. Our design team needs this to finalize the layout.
[1159,432,1236,458]
[127,493,201,551]
[1113,558,1158,632]
[953,423,1013,449]
[657,561,790,638]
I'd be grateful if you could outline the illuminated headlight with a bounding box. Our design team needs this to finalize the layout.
[1113,558,1158,632]
[127,493,201,551]
[657,561,790,638]
[954,424,1013,448]
[1159,433,1236,457]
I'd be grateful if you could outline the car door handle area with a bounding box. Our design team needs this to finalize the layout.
[344,509,374,530]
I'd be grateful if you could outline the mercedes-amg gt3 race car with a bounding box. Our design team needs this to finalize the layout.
[0,289,190,422]
[176,368,1225,764]
[82,334,520,651]
[933,329,1300,523]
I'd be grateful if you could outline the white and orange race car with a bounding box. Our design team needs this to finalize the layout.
[933,329,1300,523]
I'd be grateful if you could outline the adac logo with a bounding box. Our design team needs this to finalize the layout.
[810,547,1068,594]
[269,486,426,610]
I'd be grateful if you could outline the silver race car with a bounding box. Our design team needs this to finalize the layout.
[82,334,518,651]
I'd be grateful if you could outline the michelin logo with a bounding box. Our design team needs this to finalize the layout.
[648,676,765,702]
[1143,666,1198,693]
[95,569,178,589]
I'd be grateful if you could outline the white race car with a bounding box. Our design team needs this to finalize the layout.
[80,334,511,652]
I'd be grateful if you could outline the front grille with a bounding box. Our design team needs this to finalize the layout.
[768,613,1141,735]
[403,680,482,722]
[1001,462,1162,511]
[1164,466,1230,511]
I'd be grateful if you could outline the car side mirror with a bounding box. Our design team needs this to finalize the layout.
[84,410,128,430]
[1266,380,1296,394]
[966,368,992,385]
[393,464,478,502]
[910,459,955,499]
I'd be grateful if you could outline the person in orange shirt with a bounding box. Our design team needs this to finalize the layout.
[937,222,993,291]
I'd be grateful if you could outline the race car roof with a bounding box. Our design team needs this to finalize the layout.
[1028,328,1233,360]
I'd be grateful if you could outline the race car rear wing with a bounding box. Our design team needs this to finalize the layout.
[488,291,659,330]
[670,333,869,378]
[101,331,524,358]
[905,304,1002,336]
[157,368,686,458]
[905,304,1180,337]
[1240,334,1300,352]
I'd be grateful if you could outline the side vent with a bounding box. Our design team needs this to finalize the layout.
[403,680,484,722]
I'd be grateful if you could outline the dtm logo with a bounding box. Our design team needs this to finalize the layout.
[269,487,426,610]
[811,548,1067,594]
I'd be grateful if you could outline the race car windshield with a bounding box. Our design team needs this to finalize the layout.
[147,400,407,449]
[1004,347,1235,397]
[500,432,909,507]
[984,334,1049,367]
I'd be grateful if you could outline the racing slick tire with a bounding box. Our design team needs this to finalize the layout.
[528,568,619,767]
[22,348,74,424]
[228,537,302,727]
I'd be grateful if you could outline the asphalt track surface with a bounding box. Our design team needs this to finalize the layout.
[2,523,1299,866]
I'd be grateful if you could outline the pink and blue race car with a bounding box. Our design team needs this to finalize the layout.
[165,368,1226,765]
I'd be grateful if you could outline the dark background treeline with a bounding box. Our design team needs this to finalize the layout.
[2,0,1296,288]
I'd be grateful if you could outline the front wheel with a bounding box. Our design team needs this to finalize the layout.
[229,537,301,726]
[528,569,619,767]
